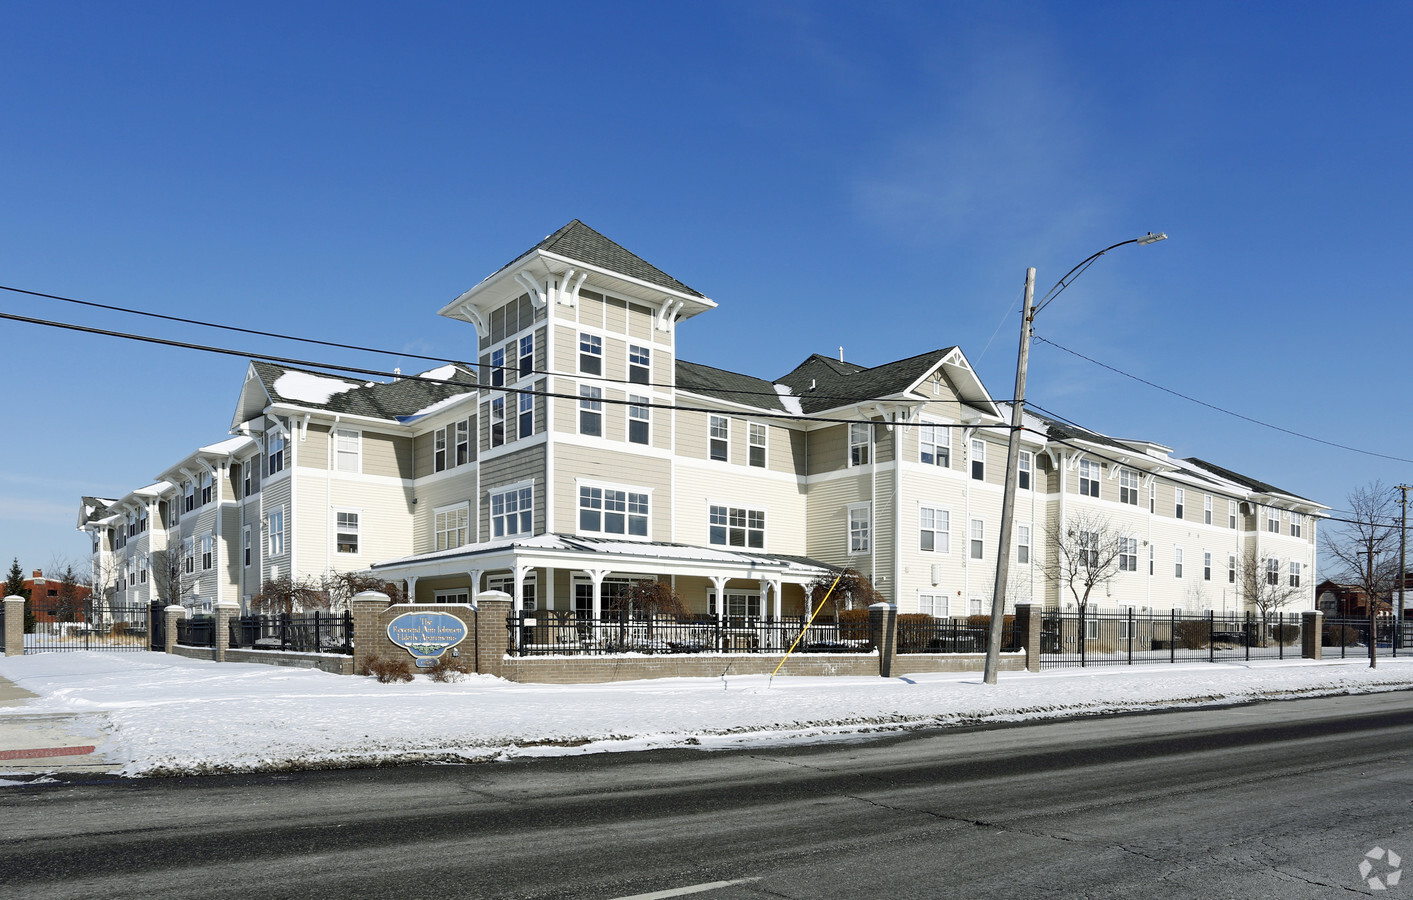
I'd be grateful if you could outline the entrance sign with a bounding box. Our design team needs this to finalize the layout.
[387,611,468,667]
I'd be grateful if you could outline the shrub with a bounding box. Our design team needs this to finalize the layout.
[895,614,938,653]
[427,654,474,683]
[836,607,871,640]
[1272,623,1300,646]
[1323,624,1361,647]
[1173,620,1210,650]
[364,656,414,683]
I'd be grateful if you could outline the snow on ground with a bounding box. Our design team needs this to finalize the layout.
[3,652,1413,779]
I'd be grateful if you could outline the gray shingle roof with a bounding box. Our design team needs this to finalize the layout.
[775,350,956,414]
[675,360,790,412]
[491,219,705,298]
[1183,458,1314,503]
[251,361,477,421]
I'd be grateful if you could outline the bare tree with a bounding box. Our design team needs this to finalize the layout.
[319,571,405,612]
[609,579,690,619]
[1322,482,1400,616]
[52,565,87,624]
[1236,549,1300,645]
[806,568,885,620]
[1044,511,1127,612]
[151,546,201,608]
[253,575,328,614]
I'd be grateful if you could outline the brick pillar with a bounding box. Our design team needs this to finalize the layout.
[3,595,24,657]
[1015,603,1043,673]
[164,605,185,654]
[214,599,238,663]
[351,591,391,675]
[474,591,512,679]
[1302,610,1323,660]
[868,601,898,678]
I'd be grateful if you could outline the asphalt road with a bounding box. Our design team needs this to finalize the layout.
[4,691,1413,899]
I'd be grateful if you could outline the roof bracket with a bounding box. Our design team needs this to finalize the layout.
[556,268,586,307]
[656,298,683,332]
[515,271,548,309]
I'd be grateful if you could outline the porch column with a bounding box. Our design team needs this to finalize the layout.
[710,575,729,618]
[513,563,533,613]
[587,569,610,618]
[767,578,782,619]
[404,575,418,604]
[543,566,556,611]
[467,569,483,603]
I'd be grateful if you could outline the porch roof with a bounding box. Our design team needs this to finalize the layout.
[372,533,835,583]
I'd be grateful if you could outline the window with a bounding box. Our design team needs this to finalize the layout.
[184,481,195,513]
[628,344,650,384]
[1017,525,1032,565]
[201,535,213,571]
[268,433,285,474]
[579,486,649,537]
[519,334,534,379]
[919,507,950,553]
[1149,544,1154,575]
[488,574,537,611]
[1289,561,1302,587]
[184,538,195,574]
[918,593,948,617]
[709,415,729,461]
[138,553,148,583]
[243,463,253,498]
[1267,557,1281,586]
[1174,547,1183,578]
[1078,530,1099,567]
[455,419,471,465]
[1228,554,1237,584]
[1203,551,1212,581]
[334,429,360,473]
[490,347,505,388]
[1018,451,1032,490]
[490,486,534,538]
[491,396,507,446]
[1149,482,1156,514]
[1119,537,1137,572]
[970,518,984,560]
[1290,514,1302,538]
[435,505,468,551]
[579,333,602,375]
[920,425,950,467]
[1229,499,1238,529]
[849,505,871,554]
[709,590,760,619]
[336,511,359,554]
[1078,460,1100,498]
[200,472,212,506]
[1174,488,1185,520]
[1266,509,1280,533]
[1204,494,1213,525]
[128,563,136,587]
[850,423,871,466]
[748,423,766,467]
[518,393,534,440]
[578,387,601,437]
[434,428,447,472]
[709,505,764,549]
[1119,469,1139,505]
[434,591,469,605]
[623,395,651,445]
[970,439,986,481]
[242,526,251,568]
[268,508,285,556]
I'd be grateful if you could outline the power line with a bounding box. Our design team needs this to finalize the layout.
[1033,333,1413,465]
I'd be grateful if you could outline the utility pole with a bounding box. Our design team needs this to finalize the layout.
[983,267,1035,685]
[1398,484,1410,650]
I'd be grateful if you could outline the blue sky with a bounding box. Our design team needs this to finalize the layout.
[2,2,1410,574]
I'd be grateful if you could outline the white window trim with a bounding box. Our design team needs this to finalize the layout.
[627,395,651,446]
[489,480,535,539]
[267,506,286,557]
[575,478,654,540]
[919,504,951,554]
[709,415,730,462]
[333,428,362,474]
[848,503,871,555]
[849,423,871,467]
[434,502,470,552]
[707,501,766,550]
[747,421,767,468]
[919,420,952,468]
[334,508,361,555]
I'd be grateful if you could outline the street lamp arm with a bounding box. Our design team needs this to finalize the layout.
[1033,233,1166,316]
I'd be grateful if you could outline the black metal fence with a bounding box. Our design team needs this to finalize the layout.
[149,601,165,651]
[176,615,215,648]
[1040,609,1304,669]
[508,611,874,656]
[1321,617,1413,659]
[896,616,1020,654]
[23,600,151,653]
[229,612,354,654]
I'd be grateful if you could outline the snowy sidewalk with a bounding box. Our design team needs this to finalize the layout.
[3,650,1413,781]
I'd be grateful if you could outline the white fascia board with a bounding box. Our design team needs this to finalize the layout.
[536,250,715,310]
[673,389,806,425]
[230,362,274,432]
[263,403,406,434]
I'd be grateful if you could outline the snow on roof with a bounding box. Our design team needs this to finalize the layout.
[398,392,474,422]
[199,436,258,456]
[133,481,173,497]
[773,384,804,416]
[417,364,460,382]
[272,371,360,405]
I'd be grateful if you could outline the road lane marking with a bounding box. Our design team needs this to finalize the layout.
[611,877,762,899]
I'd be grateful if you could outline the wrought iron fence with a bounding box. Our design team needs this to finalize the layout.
[896,616,1020,654]
[229,612,354,654]
[149,601,166,650]
[1321,617,1413,659]
[1039,609,1304,669]
[507,611,874,656]
[24,600,151,653]
[176,615,216,648]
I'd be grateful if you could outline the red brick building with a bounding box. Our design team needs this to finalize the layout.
[23,569,91,623]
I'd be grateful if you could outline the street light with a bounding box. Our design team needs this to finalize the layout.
[982,232,1168,685]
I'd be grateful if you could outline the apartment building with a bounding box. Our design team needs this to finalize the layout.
[82,220,1326,618]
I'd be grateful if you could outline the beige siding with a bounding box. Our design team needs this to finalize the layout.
[674,462,808,554]
[412,472,478,556]
[554,444,673,542]
[479,446,547,542]
[300,424,329,471]
[808,424,849,475]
